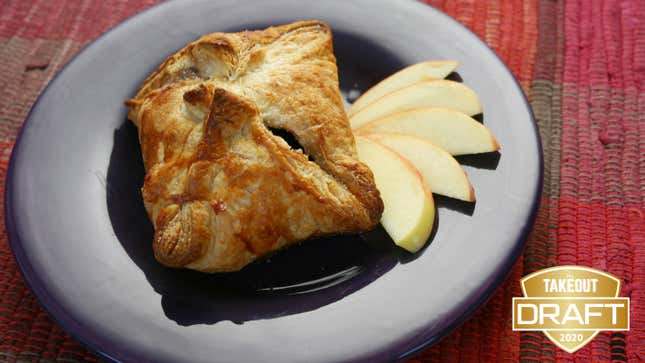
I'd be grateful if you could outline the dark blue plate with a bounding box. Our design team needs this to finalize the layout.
[5,1,541,362]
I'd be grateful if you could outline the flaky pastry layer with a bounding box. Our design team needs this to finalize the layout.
[127,21,383,272]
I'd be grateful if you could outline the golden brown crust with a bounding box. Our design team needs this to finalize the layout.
[127,21,383,272]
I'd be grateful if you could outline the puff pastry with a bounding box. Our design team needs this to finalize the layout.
[126,21,383,272]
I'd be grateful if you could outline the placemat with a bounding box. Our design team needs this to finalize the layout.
[0,0,642,362]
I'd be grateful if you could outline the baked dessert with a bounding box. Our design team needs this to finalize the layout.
[126,21,383,272]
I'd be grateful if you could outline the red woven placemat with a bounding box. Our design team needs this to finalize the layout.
[0,1,643,362]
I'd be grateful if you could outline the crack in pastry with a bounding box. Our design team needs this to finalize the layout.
[126,21,383,272]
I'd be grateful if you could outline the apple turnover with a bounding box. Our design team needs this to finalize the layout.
[126,21,383,272]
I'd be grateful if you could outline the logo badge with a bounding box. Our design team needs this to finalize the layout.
[512,266,630,353]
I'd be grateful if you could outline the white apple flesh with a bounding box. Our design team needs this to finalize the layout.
[366,133,475,202]
[349,61,459,115]
[355,136,435,253]
[350,80,482,129]
[355,108,499,155]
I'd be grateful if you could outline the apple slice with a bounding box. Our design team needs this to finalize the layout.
[355,108,499,155]
[355,136,434,253]
[348,61,459,116]
[366,133,475,202]
[350,80,482,129]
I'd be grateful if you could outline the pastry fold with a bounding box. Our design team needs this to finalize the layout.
[126,21,383,272]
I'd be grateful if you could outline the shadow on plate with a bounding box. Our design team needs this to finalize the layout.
[434,195,475,216]
[445,71,463,83]
[360,212,440,265]
[106,121,404,326]
[455,152,501,170]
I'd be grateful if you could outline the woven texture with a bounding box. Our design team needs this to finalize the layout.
[0,0,643,362]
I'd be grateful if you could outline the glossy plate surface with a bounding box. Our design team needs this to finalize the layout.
[5,1,541,362]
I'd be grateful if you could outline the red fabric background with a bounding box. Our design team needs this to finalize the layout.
[0,1,643,362]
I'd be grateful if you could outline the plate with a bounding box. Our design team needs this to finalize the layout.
[5,1,541,362]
